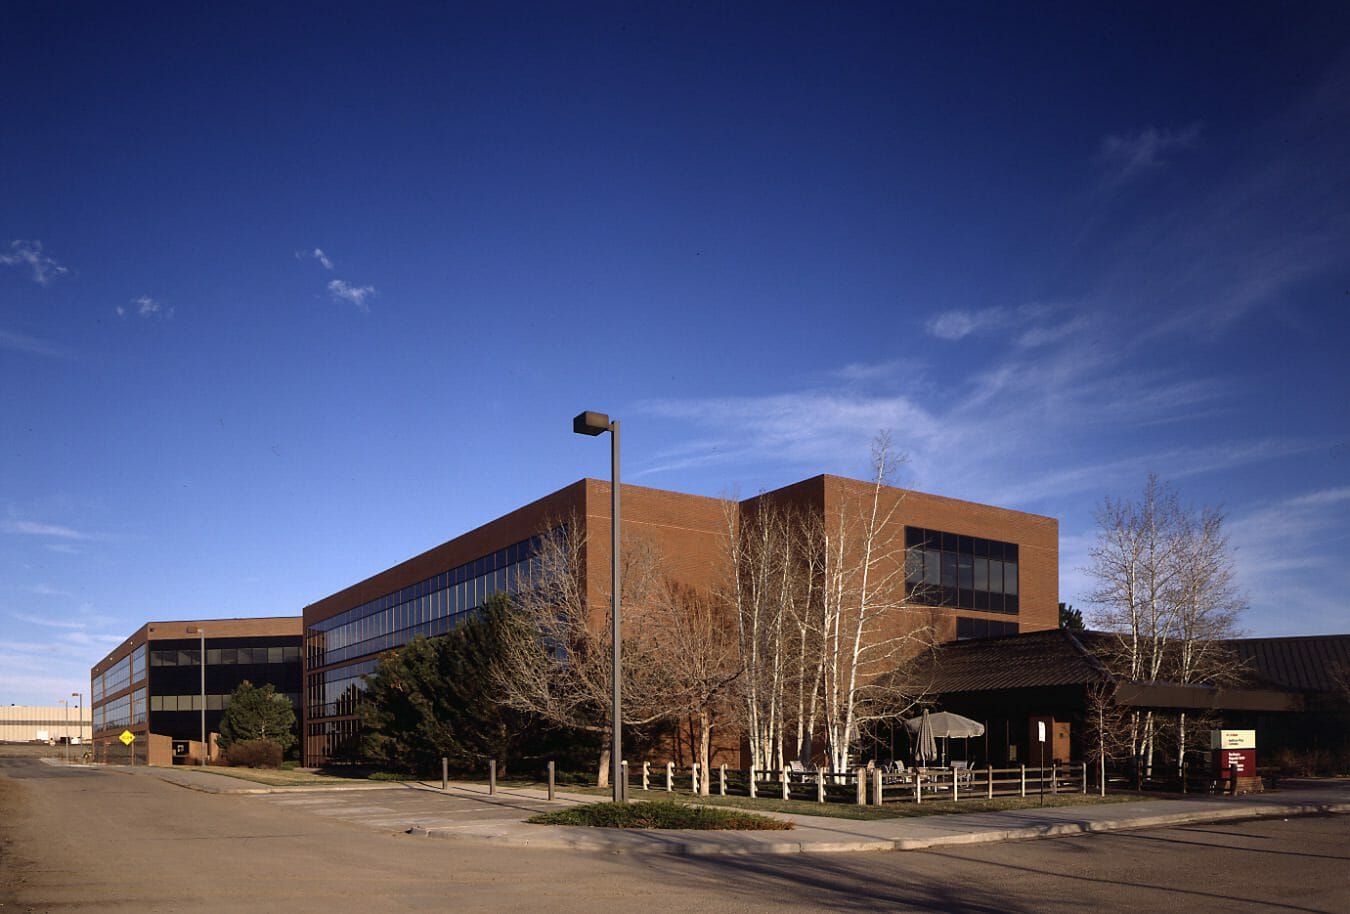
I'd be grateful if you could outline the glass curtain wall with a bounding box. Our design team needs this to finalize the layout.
[303,533,547,763]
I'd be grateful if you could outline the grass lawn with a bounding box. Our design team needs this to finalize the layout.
[528,800,793,830]
[196,767,413,788]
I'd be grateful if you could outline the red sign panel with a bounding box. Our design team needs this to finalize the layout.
[1213,748,1256,777]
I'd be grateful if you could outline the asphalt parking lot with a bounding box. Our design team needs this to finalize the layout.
[3,758,1348,913]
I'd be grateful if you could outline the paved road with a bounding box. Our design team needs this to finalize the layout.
[3,758,1347,913]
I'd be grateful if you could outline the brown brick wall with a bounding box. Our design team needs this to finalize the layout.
[738,475,1058,677]
[299,474,1060,767]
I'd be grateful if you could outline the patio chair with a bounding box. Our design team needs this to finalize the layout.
[884,760,911,785]
[787,760,817,784]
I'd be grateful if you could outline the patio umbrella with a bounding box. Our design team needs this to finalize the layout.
[905,710,985,765]
[905,711,985,739]
[914,708,938,765]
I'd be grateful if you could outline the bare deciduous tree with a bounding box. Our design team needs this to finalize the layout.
[491,518,670,786]
[725,496,821,772]
[1088,475,1246,774]
[648,581,742,795]
[815,434,939,772]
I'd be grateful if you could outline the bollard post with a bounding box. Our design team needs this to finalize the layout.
[855,768,866,805]
[621,759,629,797]
[817,773,826,804]
[642,760,651,791]
[442,757,448,791]
[872,768,883,806]
[915,771,922,805]
[719,763,727,796]
[489,759,496,796]
[665,761,674,792]
[953,768,959,802]
[987,765,994,800]
[1051,764,1058,796]
[1020,764,1027,798]
[547,760,556,801]
[1081,762,1087,795]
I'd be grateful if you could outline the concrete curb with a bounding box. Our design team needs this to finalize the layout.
[885,800,1350,852]
[404,798,1350,856]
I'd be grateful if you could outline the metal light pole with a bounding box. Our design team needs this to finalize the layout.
[60,698,69,762]
[192,627,206,766]
[572,410,623,803]
[72,692,83,755]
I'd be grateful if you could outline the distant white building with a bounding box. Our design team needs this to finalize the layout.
[0,705,91,744]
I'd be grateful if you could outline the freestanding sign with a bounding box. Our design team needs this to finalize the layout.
[1210,729,1256,779]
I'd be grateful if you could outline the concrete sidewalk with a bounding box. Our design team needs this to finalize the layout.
[85,761,1350,856]
[400,779,1350,855]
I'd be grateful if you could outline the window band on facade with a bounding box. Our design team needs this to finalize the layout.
[905,526,1020,615]
[302,534,547,750]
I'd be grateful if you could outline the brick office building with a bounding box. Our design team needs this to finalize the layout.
[90,617,302,766]
[302,475,1058,767]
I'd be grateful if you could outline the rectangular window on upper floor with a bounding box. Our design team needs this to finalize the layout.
[906,526,1020,615]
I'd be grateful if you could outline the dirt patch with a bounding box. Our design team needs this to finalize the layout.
[0,773,33,910]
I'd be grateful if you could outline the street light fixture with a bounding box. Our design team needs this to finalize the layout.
[71,692,82,760]
[572,410,624,803]
[190,627,206,766]
[60,698,69,763]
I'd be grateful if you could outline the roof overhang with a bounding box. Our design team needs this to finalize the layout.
[1115,682,1303,713]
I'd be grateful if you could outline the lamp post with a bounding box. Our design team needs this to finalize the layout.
[71,692,82,760]
[60,698,69,762]
[572,410,623,803]
[191,627,206,766]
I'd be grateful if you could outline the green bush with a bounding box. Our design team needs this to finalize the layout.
[528,800,793,831]
[226,739,284,769]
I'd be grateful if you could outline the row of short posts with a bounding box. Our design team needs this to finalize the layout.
[439,758,1091,806]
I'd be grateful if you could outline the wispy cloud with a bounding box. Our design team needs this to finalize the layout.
[639,290,1315,519]
[328,279,375,312]
[10,612,88,630]
[1,519,92,540]
[1085,57,1350,338]
[116,295,173,319]
[0,240,69,285]
[0,327,69,357]
[925,307,1009,341]
[1224,486,1350,634]
[295,247,335,269]
[20,583,75,597]
[831,361,907,383]
[1096,123,1202,189]
[924,304,1091,349]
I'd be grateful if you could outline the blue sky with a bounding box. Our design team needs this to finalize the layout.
[3,3,1348,706]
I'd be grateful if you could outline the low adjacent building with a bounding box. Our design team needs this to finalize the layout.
[89,617,302,766]
[906,628,1350,768]
[0,705,92,745]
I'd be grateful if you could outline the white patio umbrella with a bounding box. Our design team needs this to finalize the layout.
[905,711,986,765]
[913,708,938,765]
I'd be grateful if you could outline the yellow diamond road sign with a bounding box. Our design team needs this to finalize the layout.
[119,730,136,746]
